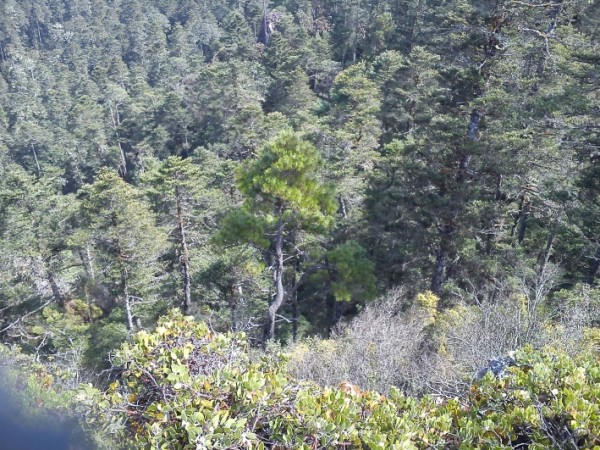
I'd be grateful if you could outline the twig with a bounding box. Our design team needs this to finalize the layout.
[511,1,565,7]
[0,298,55,334]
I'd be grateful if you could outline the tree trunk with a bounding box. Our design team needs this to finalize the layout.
[121,264,134,332]
[485,174,505,255]
[45,264,65,307]
[230,281,242,332]
[466,109,483,140]
[537,232,555,278]
[517,199,531,245]
[322,256,343,332]
[265,211,285,341]
[511,191,531,246]
[124,294,134,333]
[587,246,600,286]
[176,186,192,313]
[109,102,127,177]
[431,235,449,296]
[116,238,134,332]
[31,143,41,177]
[80,246,96,281]
[405,0,424,53]
[78,247,95,321]
[338,195,347,218]
[292,258,299,343]
[431,245,448,296]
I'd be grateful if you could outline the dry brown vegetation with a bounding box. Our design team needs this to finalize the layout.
[286,285,599,396]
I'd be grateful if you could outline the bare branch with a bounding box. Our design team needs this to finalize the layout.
[510,0,565,7]
[0,298,55,334]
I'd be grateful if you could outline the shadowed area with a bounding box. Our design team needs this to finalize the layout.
[0,374,93,450]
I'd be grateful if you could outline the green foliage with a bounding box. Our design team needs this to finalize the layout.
[220,131,339,338]
[1,0,599,420]
[84,319,130,370]
[82,311,600,449]
[0,344,77,415]
[142,156,204,207]
[217,209,269,249]
[237,130,336,229]
[221,131,337,247]
[80,310,276,449]
[0,164,80,338]
[0,343,101,448]
[76,169,168,330]
[457,347,600,449]
[327,241,377,302]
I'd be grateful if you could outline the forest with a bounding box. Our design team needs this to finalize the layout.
[0,0,598,448]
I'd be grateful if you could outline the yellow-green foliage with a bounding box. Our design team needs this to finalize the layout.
[582,327,600,354]
[0,344,107,448]
[415,291,439,326]
[81,310,600,449]
[287,336,339,362]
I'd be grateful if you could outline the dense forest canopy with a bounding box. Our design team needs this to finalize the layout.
[0,0,598,386]
[0,0,599,448]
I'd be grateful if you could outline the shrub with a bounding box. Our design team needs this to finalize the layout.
[287,286,600,397]
[286,288,431,395]
[80,310,600,449]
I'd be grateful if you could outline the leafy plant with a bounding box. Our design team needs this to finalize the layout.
[81,310,600,449]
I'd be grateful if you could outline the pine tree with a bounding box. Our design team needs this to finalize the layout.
[220,131,336,340]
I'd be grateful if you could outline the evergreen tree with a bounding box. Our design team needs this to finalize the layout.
[76,169,167,332]
[0,166,78,337]
[220,131,336,340]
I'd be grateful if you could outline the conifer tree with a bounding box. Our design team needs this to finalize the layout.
[77,169,167,332]
[0,165,78,336]
[220,131,336,340]
[142,157,201,312]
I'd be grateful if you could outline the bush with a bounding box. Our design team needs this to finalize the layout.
[288,286,600,397]
[286,288,430,394]
[80,310,600,449]
[0,344,77,415]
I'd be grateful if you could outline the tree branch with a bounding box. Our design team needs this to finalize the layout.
[510,1,566,7]
[0,298,55,334]
[287,263,329,299]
